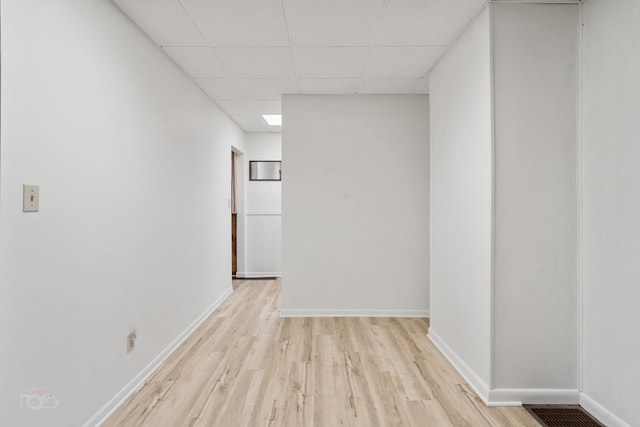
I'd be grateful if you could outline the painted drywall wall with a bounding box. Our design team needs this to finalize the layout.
[491,3,579,390]
[581,0,640,425]
[243,133,282,277]
[281,95,429,316]
[0,1,244,426]
[428,7,492,388]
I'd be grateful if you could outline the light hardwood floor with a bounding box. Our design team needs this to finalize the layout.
[105,279,539,427]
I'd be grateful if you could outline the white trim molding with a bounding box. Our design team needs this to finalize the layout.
[488,388,579,406]
[580,393,633,427]
[245,210,282,216]
[235,272,282,279]
[280,309,429,318]
[427,328,491,404]
[427,328,581,407]
[85,287,234,427]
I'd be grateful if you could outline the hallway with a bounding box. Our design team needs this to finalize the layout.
[105,280,538,426]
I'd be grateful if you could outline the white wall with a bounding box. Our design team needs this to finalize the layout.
[428,7,493,389]
[242,133,282,277]
[491,3,579,391]
[281,95,429,316]
[429,4,581,402]
[581,0,640,425]
[0,1,244,426]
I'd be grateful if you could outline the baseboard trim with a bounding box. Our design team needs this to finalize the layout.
[280,309,429,318]
[580,392,633,427]
[84,287,234,427]
[427,328,491,404]
[235,272,282,279]
[488,388,579,406]
[427,329,583,407]
[245,210,282,216]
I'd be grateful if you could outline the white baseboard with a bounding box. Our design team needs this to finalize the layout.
[235,272,282,278]
[427,329,584,407]
[580,392,633,427]
[84,287,234,427]
[427,328,491,404]
[245,210,282,216]
[488,388,579,406]
[280,309,430,318]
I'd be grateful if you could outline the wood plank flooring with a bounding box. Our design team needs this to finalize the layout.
[104,279,539,427]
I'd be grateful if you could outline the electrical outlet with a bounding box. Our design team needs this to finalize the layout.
[127,329,137,353]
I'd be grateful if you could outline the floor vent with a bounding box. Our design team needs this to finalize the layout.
[524,405,604,427]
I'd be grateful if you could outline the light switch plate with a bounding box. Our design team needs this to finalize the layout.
[23,185,39,212]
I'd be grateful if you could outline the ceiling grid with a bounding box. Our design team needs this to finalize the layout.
[113,0,485,131]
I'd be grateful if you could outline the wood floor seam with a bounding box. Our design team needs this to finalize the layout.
[104,279,539,427]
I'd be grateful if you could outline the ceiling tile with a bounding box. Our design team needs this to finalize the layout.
[299,79,360,94]
[113,0,207,46]
[236,79,299,100]
[377,0,485,46]
[162,47,229,78]
[230,114,273,132]
[179,0,289,46]
[215,47,296,79]
[195,79,245,99]
[114,0,477,132]
[252,100,282,114]
[284,0,386,46]
[365,46,446,78]
[215,99,256,115]
[359,78,421,94]
[293,47,370,78]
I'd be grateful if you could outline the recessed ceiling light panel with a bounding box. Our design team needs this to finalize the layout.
[262,114,282,126]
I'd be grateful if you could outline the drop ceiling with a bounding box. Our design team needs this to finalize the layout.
[112,0,485,132]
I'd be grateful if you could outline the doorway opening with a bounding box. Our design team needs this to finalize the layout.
[231,148,244,278]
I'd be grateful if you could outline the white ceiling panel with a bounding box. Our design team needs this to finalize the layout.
[219,100,283,126]
[179,0,290,46]
[215,99,256,115]
[299,79,360,94]
[293,47,370,78]
[113,0,207,46]
[252,100,282,114]
[359,78,421,94]
[236,79,299,100]
[284,0,386,46]
[230,114,274,132]
[216,47,296,79]
[377,0,485,46]
[365,46,446,78]
[116,0,483,131]
[195,79,245,99]
[163,47,229,78]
